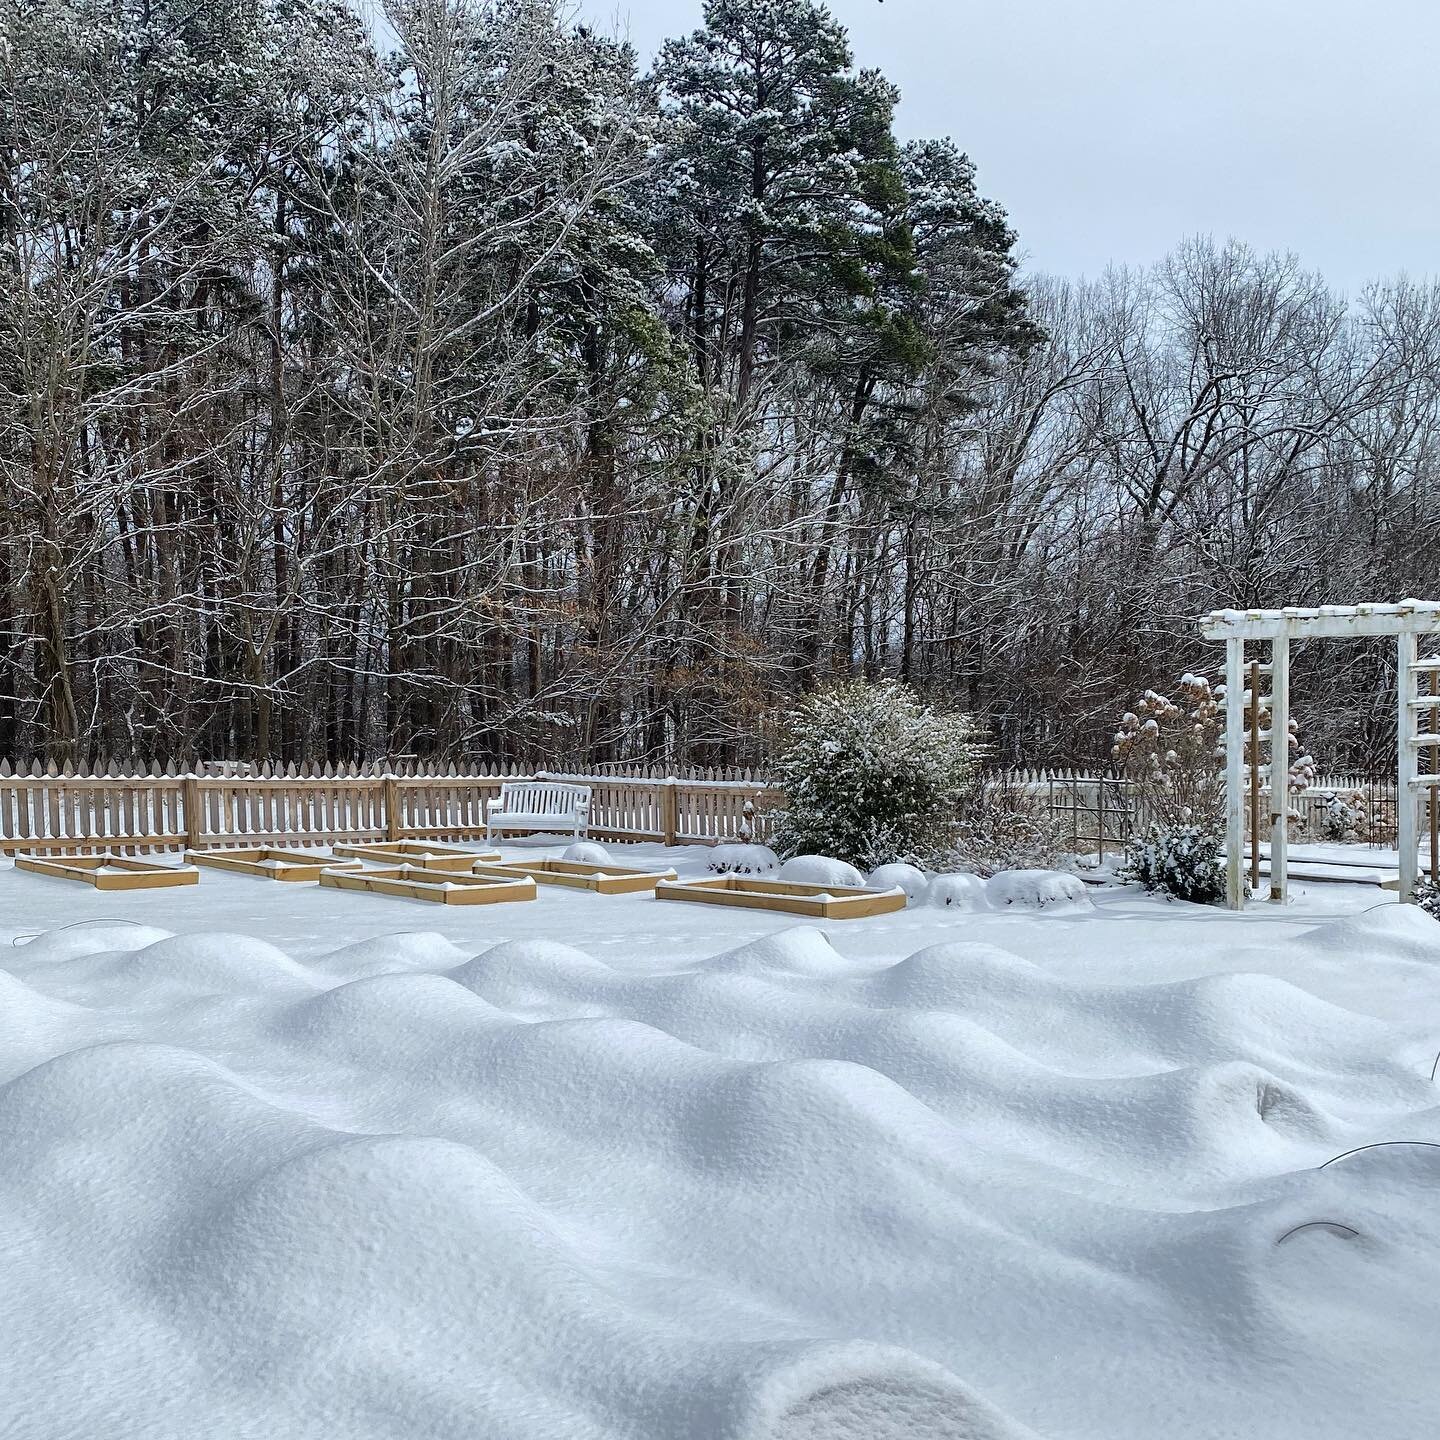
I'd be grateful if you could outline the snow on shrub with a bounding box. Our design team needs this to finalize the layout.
[562,841,612,865]
[950,772,1071,877]
[768,679,982,869]
[1408,878,1440,922]
[1112,674,1226,830]
[987,869,1091,911]
[1111,672,1309,905]
[1319,788,1368,844]
[1123,823,1226,905]
[707,843,779,876]
[777,855,867,888]
[925,873,989,911]
[867,862,929,902]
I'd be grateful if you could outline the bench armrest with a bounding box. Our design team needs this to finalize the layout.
[486,796,504,812]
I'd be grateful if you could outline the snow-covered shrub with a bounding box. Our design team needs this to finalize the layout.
[777,854,866,888]
[562,841,612,865]
[950,773,1070,877]
[867,862,928,902]
[1409,878,1440,922]
[1123,823,1226,904]
[1319,789,1368,844]
[987,869,1091,911]
[768,679,982,868]
[925,873,989,911]
[707,843,779,876]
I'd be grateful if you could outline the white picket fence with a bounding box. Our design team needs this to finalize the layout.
[1005,768,1401,854]
[0,755,1404,858]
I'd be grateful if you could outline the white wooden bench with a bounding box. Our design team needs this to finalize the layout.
[485,781,592,844]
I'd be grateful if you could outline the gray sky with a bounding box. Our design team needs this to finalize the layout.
[579,0,1438,294]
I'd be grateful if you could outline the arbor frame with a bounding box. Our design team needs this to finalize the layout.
[1200,601,1440,908]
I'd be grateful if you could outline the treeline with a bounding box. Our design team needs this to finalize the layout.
[3,0,1439,770]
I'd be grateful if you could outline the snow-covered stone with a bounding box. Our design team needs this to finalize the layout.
[925,872,989,910]
[707,842,779,875]
[562,840,612,865]
[867,862,928,902]
[778,854,867,888]
[987,868,1091,910]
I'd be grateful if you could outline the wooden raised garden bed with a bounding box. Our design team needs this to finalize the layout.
[654,874,906,920]
[184,847,362,882]
[16,853,199,891]
[332,840,501,871]
[318,863,538,906]
[474,858,678,895]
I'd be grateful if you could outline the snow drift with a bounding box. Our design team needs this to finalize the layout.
[0,905,1437,1440]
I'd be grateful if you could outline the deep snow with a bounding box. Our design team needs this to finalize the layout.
[0,842,1437,1439]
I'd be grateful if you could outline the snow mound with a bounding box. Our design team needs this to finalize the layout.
[1,915,1438,1439]
[736,1342,1038,1440]
[452,937,617,1014]
[986,869,1091,911]
[709,842,780,875]
[314,930,469,973]
[708,926,850,976]
[867,862,928,902]
[925,872,989,910]
[563,840,613,864]
[114,932,317,992]
[12,920,173,961]
[1302,902,1440,965]
[778,855,866,888]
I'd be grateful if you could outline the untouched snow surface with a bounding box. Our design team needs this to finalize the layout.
[0,847,1438,1439]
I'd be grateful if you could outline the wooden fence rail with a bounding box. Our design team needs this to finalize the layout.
[0,760,1404,859]
[0,765,786,855]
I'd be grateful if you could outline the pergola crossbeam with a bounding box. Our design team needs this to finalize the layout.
[1201,602,1440,643]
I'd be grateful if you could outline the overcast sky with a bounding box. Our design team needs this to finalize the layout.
[577,0,1438,294]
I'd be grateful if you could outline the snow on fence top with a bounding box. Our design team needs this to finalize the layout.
[1200,600,1440,640]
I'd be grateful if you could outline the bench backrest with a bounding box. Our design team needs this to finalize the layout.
[497,781,591,815]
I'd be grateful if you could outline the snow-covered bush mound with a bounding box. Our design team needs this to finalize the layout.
[925,872,989,910]
[1124,823,1226,904]
[987,869,1092,911]
[708,843,780,875]
[562,840,612,865]
[2,904,1439,1439]
[867,862,928,902]
[778,854,867,889]
[769,678,982,867]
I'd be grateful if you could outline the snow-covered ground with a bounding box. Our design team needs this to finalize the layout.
[1,841,1438,1439]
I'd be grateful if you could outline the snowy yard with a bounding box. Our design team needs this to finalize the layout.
[1,842,1438,1439]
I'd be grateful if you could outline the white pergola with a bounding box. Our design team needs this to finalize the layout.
[1199,601,1440,908]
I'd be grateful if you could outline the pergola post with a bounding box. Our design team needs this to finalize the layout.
[1225,637,1245,910]
[1201,602,1440,909]
[1269,629,1290,902]
[1398,629,1418,902]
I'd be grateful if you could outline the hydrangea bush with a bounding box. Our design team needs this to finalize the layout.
[769,679,983,869]
[1113,671,1315,904]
